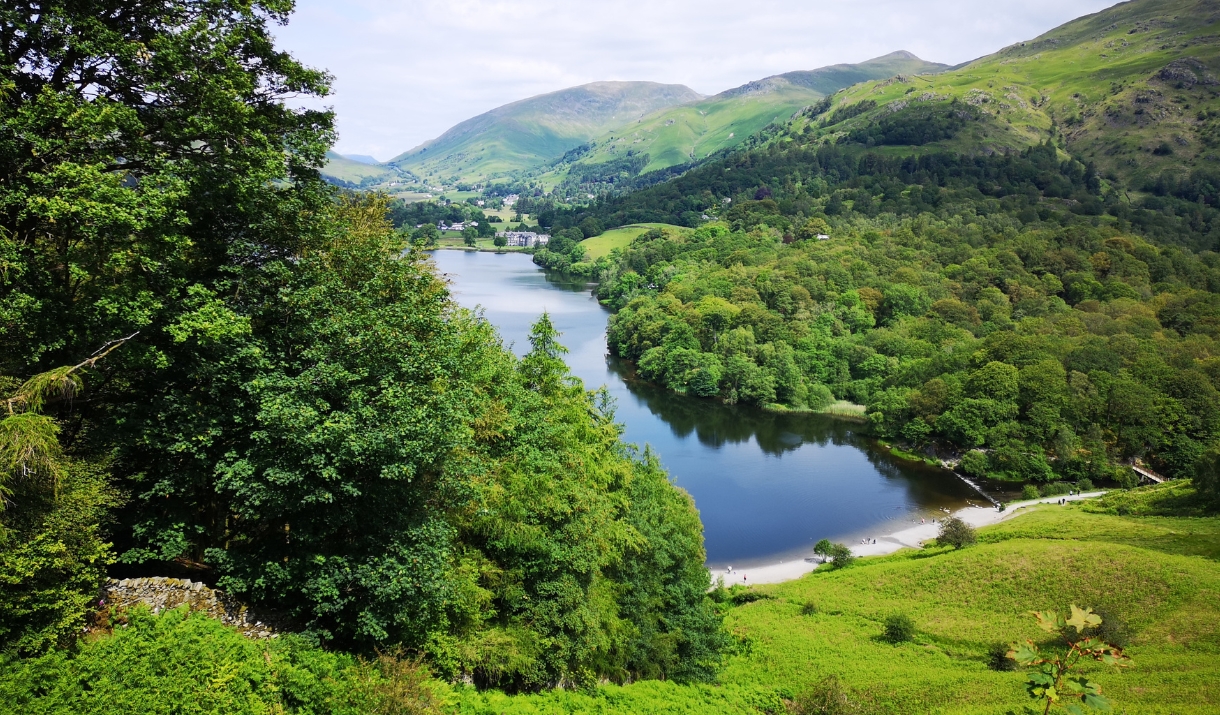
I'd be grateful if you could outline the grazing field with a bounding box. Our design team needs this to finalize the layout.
[580,223,689,259]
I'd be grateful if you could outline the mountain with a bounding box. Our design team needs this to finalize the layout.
[804,0,1220,186]
[343,154,381,165]
[383,81,703,184]
[548,51,949,187]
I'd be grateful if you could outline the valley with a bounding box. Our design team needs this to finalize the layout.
[4,1,1220,714]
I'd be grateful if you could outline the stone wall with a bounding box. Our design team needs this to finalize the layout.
[101,577,285,639]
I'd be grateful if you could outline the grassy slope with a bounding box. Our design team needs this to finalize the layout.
[320,151,398,185]
[384,82,703,184]
[580,223,689,259]
[806,0,1220,186]
[558,52,951,180]
[453,488,1220,714]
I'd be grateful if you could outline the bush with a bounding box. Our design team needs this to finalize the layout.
[1080,606,1131,649]
[1041,481,1072,497]
[1022,484,1041,500]
[882,613,915,643]
[937,517,977,550]
[729,589,771,606]
[800,601,819,616]
[788,675,871,715]
[987,642,1016,671]
[1076,478,1095,492]
[0,607,435,714]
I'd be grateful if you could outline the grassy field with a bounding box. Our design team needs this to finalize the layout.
[580,223,689,259]
[451,485,1220,713]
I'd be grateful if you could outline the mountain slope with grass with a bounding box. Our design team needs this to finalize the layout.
[382,82,703,185]
[801,0,1220,187]
[319,150,399,188]
[548,52,949,191]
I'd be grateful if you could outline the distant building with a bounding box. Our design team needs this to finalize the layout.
[816,234,830,241]
[503,194,520,207]
[497,231,550,247]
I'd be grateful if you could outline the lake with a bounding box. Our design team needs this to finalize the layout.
[430,250,988,568]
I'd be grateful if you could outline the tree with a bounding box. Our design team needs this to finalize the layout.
[493,234,508,247]
[413,223,440,246]
[796,217,831,241]
[1008,606,1131,714]
[813,538,833,562]
[937,517,977,550]
[827,543,854,569]
[1,342,129,653]
[462,225,478,246]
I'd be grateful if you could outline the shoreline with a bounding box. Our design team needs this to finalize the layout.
[715,491,1107,587]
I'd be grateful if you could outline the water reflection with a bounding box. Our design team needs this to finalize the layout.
[430,250,982,567]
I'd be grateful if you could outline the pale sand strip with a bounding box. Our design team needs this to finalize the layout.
[715,491,1107,587]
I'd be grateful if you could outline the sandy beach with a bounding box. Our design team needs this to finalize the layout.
[716,491,1107,586]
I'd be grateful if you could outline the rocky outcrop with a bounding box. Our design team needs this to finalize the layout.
[101,576,286,639]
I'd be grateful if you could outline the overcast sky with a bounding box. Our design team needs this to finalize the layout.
[275,0,1118,161]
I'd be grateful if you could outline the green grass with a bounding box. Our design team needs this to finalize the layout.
[580,223,689,259]
[450,497,1220,713]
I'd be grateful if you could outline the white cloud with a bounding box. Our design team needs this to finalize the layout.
[273,0,1119,160]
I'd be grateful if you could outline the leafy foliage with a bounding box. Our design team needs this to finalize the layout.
[0,606,443,714]
[1007,605,1131,714]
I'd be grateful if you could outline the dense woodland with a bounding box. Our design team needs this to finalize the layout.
[0,0,722,693]
[575,140,1220,497]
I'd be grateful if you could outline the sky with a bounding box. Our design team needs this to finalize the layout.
[274,0,1119,161]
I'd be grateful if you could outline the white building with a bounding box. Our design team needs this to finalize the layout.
[497,231,550,247]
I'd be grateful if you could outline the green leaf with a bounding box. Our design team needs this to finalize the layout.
[1066,604,1101,634]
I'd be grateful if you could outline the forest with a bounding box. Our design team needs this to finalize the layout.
[586,140,1220,495]
[0,0,722,698]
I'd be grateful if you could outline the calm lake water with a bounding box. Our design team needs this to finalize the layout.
[431,250,986,568]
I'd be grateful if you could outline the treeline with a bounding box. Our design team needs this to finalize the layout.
[550,137,1220,252]
[0,0,725,695]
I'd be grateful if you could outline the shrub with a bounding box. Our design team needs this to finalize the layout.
[1076,478,1095,492]
[729,589,771,606]
[1022,484,1041,500]
[1041,481,1072,497]
[801,601,819,616]
[788,675,870,715]
[987,642,1016,671]
[1080,606,1131,649]
[937,517,977,550]
[883,613,915,643]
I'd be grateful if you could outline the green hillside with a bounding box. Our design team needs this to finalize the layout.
[552,52,949,186]
[805,0,1220,186]
[319,150,399,188]
[384,82,702,184]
